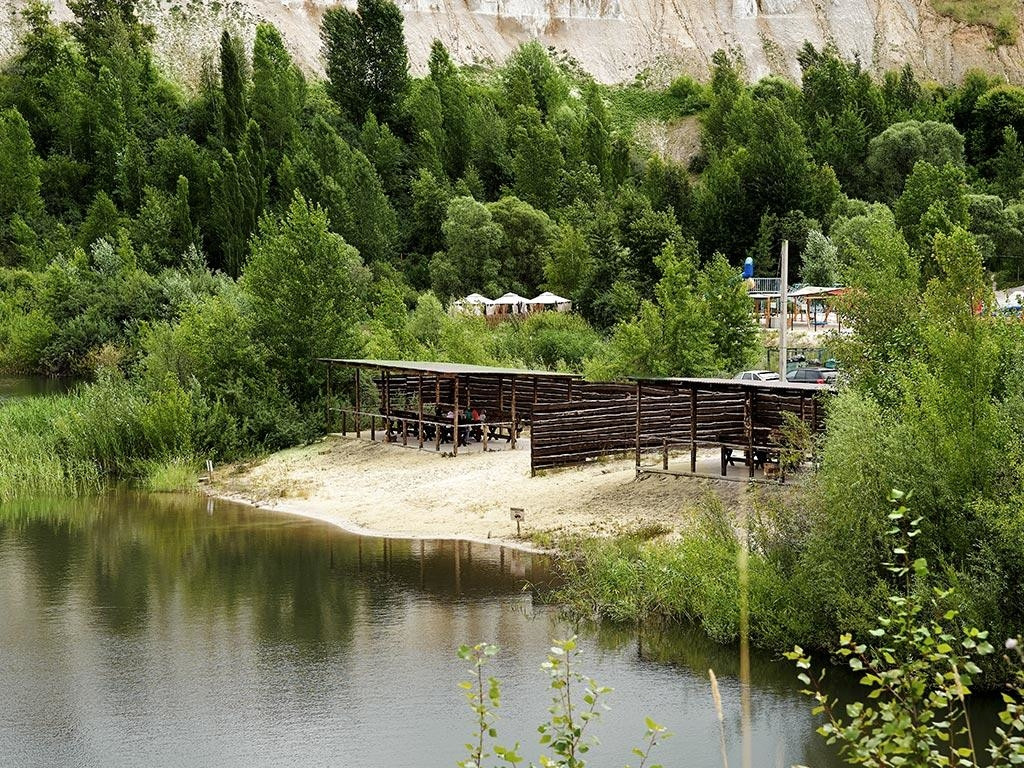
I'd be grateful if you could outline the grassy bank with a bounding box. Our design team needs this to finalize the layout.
[932,0,1018,43]
[0,375,196,503]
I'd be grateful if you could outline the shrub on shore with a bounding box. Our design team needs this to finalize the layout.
[0,373,195,502]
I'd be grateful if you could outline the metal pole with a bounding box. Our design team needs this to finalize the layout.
[779,239,789,380]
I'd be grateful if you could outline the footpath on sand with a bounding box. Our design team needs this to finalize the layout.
[208,434,763,551]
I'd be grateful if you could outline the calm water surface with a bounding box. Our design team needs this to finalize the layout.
[0,493,847,768]
[0,376,77,401]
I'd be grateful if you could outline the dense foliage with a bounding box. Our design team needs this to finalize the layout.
[3,0,1024,679]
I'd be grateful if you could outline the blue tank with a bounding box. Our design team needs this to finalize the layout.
[742,257,754,279]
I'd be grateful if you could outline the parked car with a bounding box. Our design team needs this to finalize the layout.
[787,367,837,384]
[733,370,781,382]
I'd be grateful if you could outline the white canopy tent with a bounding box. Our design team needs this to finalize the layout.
[530,291,572,312]
[451,293,494,316]
[489,292,531,316]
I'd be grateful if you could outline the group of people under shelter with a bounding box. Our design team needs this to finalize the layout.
[383,403,519,447]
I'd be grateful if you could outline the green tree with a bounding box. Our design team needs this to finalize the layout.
[0,108,44,256]
[428,40,472,181]
[543,224,593,304]
[799,229,840,285]
[78,190,121,248]
[865,120,965,202]
[698,252,758,372]
[970,84,1024,162]
[985,126,1024,200]
[487,196,556,294]
[250,23,304,162]
[510,107,563,212]
[893,161,970,257]
[219,30,248,148]
[434,196,503,299]
[590,240,725,379]
[830,204,921,405]
[241,193,370,402]
[321,0,409,126]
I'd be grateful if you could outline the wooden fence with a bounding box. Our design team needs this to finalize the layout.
[529,379,828,476]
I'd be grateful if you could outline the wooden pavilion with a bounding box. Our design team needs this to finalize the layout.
[318,358,582,456]
[631,377,827,481]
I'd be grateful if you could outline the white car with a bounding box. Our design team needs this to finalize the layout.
[733,370,781,382]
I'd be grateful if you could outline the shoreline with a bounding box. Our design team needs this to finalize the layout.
[204,485,556,555]
[206,434,769,554]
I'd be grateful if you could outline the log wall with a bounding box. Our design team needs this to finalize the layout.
[530,381,829,473]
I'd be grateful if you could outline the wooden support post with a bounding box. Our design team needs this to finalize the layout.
[662,438,668,470]
[355,367,361,438]
[342,409,347,436]
[689,387,697,473]
[402,418,408,446]
[384,369,391,441]
[325,361,332,433]
[453,376,460,457]
[498,377,504,416]
[418,374,424,449]
[746,390,755,479]
[567,378,574,401]
[635,381,642,476]
[510,376,517,450]
[370,413,375,441]
[532,377,538,412]
[434,377,441,452]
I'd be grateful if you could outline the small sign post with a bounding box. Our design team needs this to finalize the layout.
[510,507,525,537]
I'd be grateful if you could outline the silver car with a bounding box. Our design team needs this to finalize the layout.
[734,370,782,382]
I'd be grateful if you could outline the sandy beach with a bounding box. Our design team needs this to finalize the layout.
[208,434,773,550]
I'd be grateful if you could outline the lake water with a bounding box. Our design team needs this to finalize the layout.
[0,376,77,401]
[0,492,852,768]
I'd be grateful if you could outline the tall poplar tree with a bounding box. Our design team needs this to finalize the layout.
[321,0,409,126]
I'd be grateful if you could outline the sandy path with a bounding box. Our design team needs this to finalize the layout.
[209,435,759,550]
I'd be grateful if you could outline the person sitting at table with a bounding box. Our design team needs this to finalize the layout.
[444,408,455,443]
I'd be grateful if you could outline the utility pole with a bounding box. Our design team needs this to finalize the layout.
[778,239,789,380]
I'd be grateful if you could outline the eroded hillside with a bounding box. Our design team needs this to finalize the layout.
[2,0,1023,85]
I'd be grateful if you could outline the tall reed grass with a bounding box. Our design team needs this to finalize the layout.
[0,375,195,504]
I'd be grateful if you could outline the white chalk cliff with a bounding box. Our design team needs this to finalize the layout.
[2,0,1023,85]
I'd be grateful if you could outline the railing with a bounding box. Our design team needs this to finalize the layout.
[328,406,520,455]
[749,277,781,294]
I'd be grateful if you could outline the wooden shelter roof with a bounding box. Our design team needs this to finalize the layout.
[628,376,832,393]
[318,358,583,379]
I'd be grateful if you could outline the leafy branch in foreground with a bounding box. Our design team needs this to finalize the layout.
[456,637,669,768]
[786,490,1024,767]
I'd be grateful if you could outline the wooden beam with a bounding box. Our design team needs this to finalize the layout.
[325,361,332,433]
[355,366,361,438]
[690,386,697,473]
[453,376,460,457]
[510,375,517,450]
[635,380,642,476]
[746,390,755,479]
[418,374,424,449]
